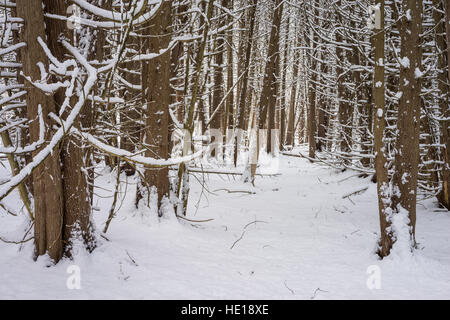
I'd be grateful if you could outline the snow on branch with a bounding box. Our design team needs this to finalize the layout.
[0,41,98,202]
[74,129,208,167]
[0,105,45,155]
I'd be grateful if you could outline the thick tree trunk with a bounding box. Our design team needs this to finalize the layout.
[438,0,450,209]
[16,0,65,262]
[389,0,422,254]
[372,0,392,258]
[142,0,172,216]
[43,0,94,254]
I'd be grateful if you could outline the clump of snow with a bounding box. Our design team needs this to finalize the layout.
[400,57,410,69]
[377,108,383,118]
[387,206,414,260]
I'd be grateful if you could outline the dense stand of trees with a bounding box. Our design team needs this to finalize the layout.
[0,0,448,263]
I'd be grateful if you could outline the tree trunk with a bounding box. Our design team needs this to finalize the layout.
[438,0,450,209]
[211,0,225,158]
[388,0,423,254]
[336,0,352,156]
[225,0,235,159]
[16,0,65,262]
[307,1,319,158]
[233,0,258,166]
[257,0,282,156]
[43,0,94,254]
[286,32,300,149]
[372,0,392,258]
[279,14,289,150]
[142,0,172,216]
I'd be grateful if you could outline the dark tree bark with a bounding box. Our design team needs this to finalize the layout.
[233,0,258,166]
[210,0,226,158]
[286,32,300,149]
[257,0,282,155]
[142,0,172,216]
[438,0,450,209]
[225,0,235,155]
[336,0,352,156]
[16,0,65,262]
[279,14,289,150]
[388,0,423,255]
[372,0,392,258]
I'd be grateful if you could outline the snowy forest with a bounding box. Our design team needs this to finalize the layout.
[0,0,449,299]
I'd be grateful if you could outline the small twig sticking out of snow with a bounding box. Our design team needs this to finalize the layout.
[125,250,138,267]
[284,281,295,295]
[0,235,33,244]
[310,288,328,300]
[0,201,17,216]
[244,220,268,230]
[342,187,369,199]
[213,188,256,194]
[100,234,110,242]
[230,230,247,250]
[0,221,34,248]
[176,215,214,223]
[333,206,347,214]
[230,220,268,249]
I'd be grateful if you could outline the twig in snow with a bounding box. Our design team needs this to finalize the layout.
[284,281,295,295]
[333,206,347,214]
[176,215,214,223]
[230,220,268,249]
[125,250,138,266]
[0,201,17,216]
[1,221,34,248]
[0,235,33,244]
[230,230,247,250]
[342,187,368,199]
[213,188,256,194]
[103,161,121,234]
[310,287,328,299]
[244,220,268,229]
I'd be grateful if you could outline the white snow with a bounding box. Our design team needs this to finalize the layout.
[1,147,450,299]
[405,9,411,21]
[400,57,410,69]
[414,67,423,79]
[377,108,383,118]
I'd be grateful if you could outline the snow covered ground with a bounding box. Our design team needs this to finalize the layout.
[1,147,450,299]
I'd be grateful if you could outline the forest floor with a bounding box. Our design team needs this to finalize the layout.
[1,147,450,299]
